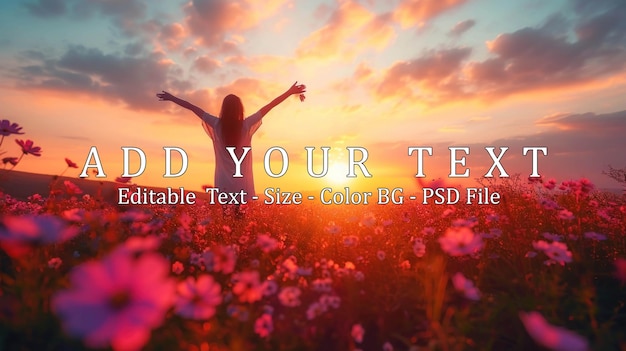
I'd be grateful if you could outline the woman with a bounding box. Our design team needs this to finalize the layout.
[156,82,306,216]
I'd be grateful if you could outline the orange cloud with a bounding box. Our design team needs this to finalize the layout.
[394,0,468,28]
[296,1,394,60]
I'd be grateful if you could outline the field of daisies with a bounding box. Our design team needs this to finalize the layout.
[2,119,626,351]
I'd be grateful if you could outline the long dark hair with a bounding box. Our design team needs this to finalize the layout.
[219,94,244,147]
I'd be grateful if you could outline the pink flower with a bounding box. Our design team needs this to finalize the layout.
[438,227,483,256]
[519,311,588,351]
[52,250,175,351]
[257,233,279,253]
[115,176,132,184]
[452,272,481,301]
[0,119,24,136]
[65,158,78,168]
[532,240,573,266]
[15,139,42,156]
[0,215,79,258]
[64,180,83,195]
[2,157,18,166]
[254,313,274,338]
[232,271,263,303]
[174,275,222,320]
[376,250,386,260]
[278,286,302,307]
[208,245,237,274]
[172,261,184,275]
[583,231,606,241]
[324,221,341,234]
[351,323,365,343]
[48,257,63,269]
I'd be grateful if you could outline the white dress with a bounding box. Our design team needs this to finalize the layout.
[201,111,263,199]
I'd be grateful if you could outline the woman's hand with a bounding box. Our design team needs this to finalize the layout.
[156,91,175,101]
[287,82,306,102]
[287,82,306,96]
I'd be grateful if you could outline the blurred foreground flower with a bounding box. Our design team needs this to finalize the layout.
[52,249,175,351]
[519,311,588,351]
[0,215,79,258]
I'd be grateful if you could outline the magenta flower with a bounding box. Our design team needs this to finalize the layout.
[351,323,365,343]
[438,226,484,256]
[0,215,79,258]
[15,139,42,156]
[2,157,18,166]
[64,180,83,195]
[0,119,24,136]
[52,249,175,351]
[278,286,302,307]
[65,158,78,168]
[232,271,263,303]
[115,176,132,184]
[519,311,588,351]
[174,275,222,320]
[452,272,481,301]
[254,313,274,338]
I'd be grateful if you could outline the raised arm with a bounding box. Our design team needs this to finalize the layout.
[156,91,206,119]
[259,82,306,117]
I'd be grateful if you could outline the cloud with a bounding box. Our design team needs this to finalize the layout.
[448,19,475,37]
[376,47,472,102]
[296,1,395,60]
[192,56,221,74]
[14,45,182,111]
[183,0,287,50]
[373,2,626,106]
[394,0,468,28]
[157,23,187,51]
[24,0,67,18]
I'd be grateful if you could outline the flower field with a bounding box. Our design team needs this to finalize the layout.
[1,121,626,351]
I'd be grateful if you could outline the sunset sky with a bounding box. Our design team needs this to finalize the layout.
[1,0,625,192]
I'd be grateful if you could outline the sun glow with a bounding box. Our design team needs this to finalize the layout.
[326,163,350,185]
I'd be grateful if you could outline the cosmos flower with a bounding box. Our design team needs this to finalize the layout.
[278,286,302,307]
[0,119,24,136]
[232,271,263,303]
[583,231,607,241]
[451,272,481,301]
[351,323,365,343]
[174,275,222,320]
[254,313,274,338]
[64,180,83,195]
[208,245,237,274]
[15,139,42,156]
[532,240,573,266]
[172,261,184,275]
[2,157,18,166]
[48,257,63,269]
[519,311,588,351]
[438,226,483,256]
[52,250,175,351]
[65,158,78,168]
[0,215,79,258]
[257,233,279,253]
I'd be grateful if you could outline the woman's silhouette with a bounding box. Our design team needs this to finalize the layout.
[157,82,306,216]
